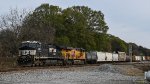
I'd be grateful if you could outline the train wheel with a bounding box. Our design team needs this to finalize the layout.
[39,61,43,66]
[58,60,63,66]
[63,60,67,66]
[31,64,35,67]
[83,60,85,64]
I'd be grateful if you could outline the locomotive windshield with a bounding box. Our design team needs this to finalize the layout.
[21,43,40,48]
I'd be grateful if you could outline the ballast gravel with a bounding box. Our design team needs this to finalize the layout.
[0,64,144,84]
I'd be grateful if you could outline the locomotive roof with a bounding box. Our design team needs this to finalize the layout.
[75,48,85,50]
[60,46,74,49]
[19,46,35,50]
[22,41,41,44]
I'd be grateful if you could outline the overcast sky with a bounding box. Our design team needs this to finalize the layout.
[0,0,150,48]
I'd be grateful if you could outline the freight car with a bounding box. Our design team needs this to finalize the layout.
[17,41,86,66]
[86,52,97,64]
[86,51,127,63]
[118,52,126,61]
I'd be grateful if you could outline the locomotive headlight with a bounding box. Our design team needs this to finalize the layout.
[38,48,41,52]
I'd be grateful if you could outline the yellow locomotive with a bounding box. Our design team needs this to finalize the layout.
[61,47,86,65]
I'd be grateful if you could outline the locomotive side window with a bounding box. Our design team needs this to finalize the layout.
[49,47,57,56]
[49,48,56,52]
[21,43,29,47]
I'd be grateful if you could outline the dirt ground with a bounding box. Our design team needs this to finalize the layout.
[113,64,144,76]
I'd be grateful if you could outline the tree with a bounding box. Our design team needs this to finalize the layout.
[110,35,127,53]
[59,7,97,50]
[71,6,109,33]
[0,29,17,57]
[0,8,28,38]
[20,5,110,51]
[0,8,28,57]
[20,4,62,43]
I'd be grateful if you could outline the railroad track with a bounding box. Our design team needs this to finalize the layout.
[1,61,150,72]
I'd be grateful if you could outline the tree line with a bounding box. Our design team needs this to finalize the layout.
[0,4,150,57]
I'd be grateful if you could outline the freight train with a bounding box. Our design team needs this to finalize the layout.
[17,41,127,66]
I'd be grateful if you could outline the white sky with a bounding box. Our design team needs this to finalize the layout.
[0,0,150,48]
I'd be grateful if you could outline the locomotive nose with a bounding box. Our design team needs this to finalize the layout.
[17,55,33,66]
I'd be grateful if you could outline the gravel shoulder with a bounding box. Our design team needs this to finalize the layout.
[0,64,146,84]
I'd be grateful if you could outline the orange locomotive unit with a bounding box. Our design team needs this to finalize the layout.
[61,47,86,64]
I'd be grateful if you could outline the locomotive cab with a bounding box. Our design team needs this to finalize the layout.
[17,41,41,66]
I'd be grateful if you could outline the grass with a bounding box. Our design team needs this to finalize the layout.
[134,80,148,84]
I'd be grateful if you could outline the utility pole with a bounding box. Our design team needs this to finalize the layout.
[129,44,132,62]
